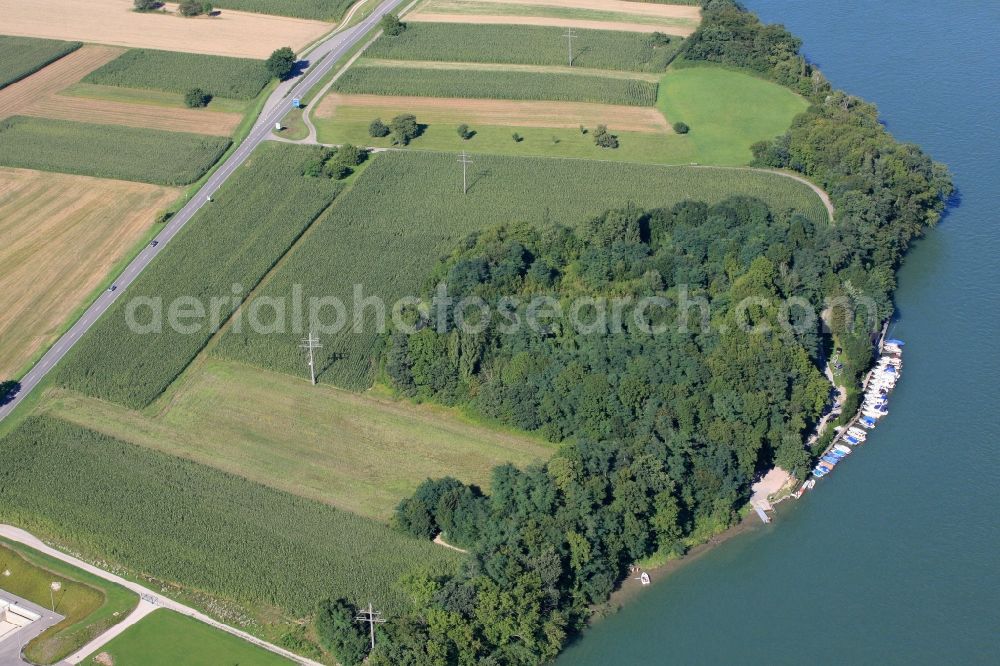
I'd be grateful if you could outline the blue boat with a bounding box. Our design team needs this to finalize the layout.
[821,455,841,465]
[845,436,860,445]
[829,449,847,459]
[812,467,827,477]
[885,338,905,346]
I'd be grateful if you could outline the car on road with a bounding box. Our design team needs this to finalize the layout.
[107,285,117,293]
[150,240,159,247]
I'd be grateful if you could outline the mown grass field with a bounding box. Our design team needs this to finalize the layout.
[83,49,271,100]
[0,167,178,379]
[0,539,137,665]
[0,116,229,184]
[0,35,80,89]
[62,83,251,115]
[315,102,692,162]
[366,23,683,71]
[56,144,344,409]
[0,416,462,619]
[333,62,658,105]
[87,610,292,666]
[659,66,811,164]
[217,151,829,390]
[213,0,355,21]
[46,358,555,520]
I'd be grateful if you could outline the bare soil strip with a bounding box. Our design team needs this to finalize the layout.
[404,12,695,35]
[318,92,670,132]
[0,45,123,120]
[445,0,701,20]
[360,57,662,81]
[0,44,240,135]
[0,0,332,59]
[0,168,178,377]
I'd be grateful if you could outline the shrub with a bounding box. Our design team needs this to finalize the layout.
[673,121,690,134]
[368,118,390,138]
[457,123,474,140]
[266,47,296,80]
[379,14,406,37]
[178,0,210,16]
[512,132,523,143]
[133,0,162,11]
[183,87,212,108]
[154,210,173,224]
[389,113,419,146]
[0,380,19,406]
[593,124,619,149]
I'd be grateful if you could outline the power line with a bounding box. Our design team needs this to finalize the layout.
[355,601,386,651]
[563,27,575,66]
[457,150,473,194]
[299,329,322,385]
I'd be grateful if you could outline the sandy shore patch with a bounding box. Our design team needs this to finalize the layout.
[0,0,332,58]
[318,92,670,132]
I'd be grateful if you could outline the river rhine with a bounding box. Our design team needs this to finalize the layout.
[558,1,1000,663]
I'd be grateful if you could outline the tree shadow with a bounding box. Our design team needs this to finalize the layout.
[0,380,20,406]
[287,59,311,80]
[571,45,591,66]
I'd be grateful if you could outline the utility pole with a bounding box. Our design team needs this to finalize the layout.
[356,601,386,652]
[563,27,575,66]
[299,329,321,385]
[457,150,473,194]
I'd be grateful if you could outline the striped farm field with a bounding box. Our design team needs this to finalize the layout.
[0,116,230,184]
[317,92,669,131]
[0,0,332,59]
[0,44,241,136]
[0,44,123,120]
[333,62,658,105]
[364,23,684,71]
[0,35,81,89]
[0,167,178,381]
[406,0,701,34]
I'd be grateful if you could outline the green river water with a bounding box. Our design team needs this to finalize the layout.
[558,1,1000,663]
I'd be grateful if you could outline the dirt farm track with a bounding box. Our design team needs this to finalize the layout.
[0,0,333,59]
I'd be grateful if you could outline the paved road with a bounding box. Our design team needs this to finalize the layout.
[0,0,405,423]
[0,526,324,666]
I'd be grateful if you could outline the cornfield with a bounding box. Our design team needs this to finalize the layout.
[84,49,271,100]
[0,416,461,617]
[365,23,683,72]
[0,35,81,90]
[57,144,343,407]
[0,116,229,185]
[333,63,659,106]
[211,0,356,21]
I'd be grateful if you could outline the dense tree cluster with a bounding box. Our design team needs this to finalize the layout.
[303,144,367,179]
[266,47,296,80]
[343,2,954,664]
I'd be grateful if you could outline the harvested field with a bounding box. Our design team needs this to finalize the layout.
[440,0,701,19]
[404,12,692,34]
[0,44,241,135]
[0,36,81,90]
[317,92,669,132]
[0,0,332,59]
[0,167,178,377]
[0,45,123,120]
